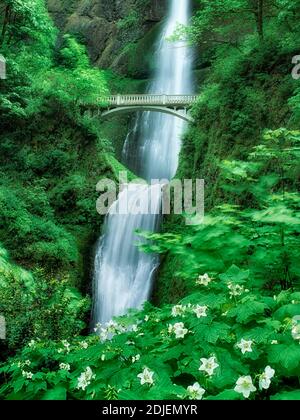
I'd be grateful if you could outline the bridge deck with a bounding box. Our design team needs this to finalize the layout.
[96,94,199,107]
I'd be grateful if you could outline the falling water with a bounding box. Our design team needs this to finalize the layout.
[93,0,193,325]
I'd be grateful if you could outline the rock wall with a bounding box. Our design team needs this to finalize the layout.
[47,0,167,77]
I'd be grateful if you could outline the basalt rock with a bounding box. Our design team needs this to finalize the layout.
[47,0,167,77]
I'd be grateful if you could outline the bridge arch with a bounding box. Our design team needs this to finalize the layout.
[100,105,194,123]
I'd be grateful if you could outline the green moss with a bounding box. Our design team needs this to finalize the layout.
[117,21,164,78]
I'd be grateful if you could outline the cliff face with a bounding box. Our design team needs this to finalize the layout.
[47,0,167,77]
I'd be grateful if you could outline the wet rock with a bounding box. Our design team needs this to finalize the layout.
[47,0,167,76]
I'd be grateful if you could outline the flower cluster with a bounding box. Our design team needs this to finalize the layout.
[171,305,187,317]
[227,283,249,298]
[94,320,126,341]
[77,367,96,391]
[171,303,208,319]
[59,363,71,371]
[17,360,31,368]
[234,367,275,398]
[58,340,71,354]
[79,341,88,349]
[22,370,33,380]
[132,354,141,364]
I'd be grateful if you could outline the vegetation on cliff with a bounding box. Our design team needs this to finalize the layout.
[0,0,300,400]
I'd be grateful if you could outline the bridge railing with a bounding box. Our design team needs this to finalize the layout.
[96,94,199,107]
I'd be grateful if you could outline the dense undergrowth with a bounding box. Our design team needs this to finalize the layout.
[0,0,133,356]
[1,127,299,400]
[0,0,300,400]
[157,0,300,304]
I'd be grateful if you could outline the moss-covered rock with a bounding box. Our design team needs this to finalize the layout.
[48,0,167,77]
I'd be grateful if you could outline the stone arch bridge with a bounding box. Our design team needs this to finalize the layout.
[82,94,199,123]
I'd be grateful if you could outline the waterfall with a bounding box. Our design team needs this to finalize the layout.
[93,0,193,325]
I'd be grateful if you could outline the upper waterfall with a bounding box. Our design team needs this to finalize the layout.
[124,0,194,181]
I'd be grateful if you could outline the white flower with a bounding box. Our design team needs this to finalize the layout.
[172,305,186,317]
[168,324,174,334]
[187,382,205,400]
[59,363,71,371]
[85,367,95,381]
[196,273,212,286]
[101,354,106,361]
[228,283,245,298]
[137,367,154,386]
[193,305,208,318]
[259,366,275,390]
[106,320,118,333]
[131,324,138,332]
[22,370,33,380]
[24,360,31,366]
[237,339,253,354]
[199,357,219,376]
[173,322,188,339]
[292,323,300,341]
[234,376,256,398]
[144,315,149,322]
[132,354,141,364]
[80,341,88,349]
[28,340,35,348]
[100,328,109,341]
[94,323,102,333]
[271,340,278,345]
[62,340,70,353]
[77,367,95,391]
[77,376,89,391]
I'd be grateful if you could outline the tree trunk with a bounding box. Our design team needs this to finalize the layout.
[0,5,11,46]
[256,0,264,40]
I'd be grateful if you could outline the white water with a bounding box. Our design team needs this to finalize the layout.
[93,0,193,325]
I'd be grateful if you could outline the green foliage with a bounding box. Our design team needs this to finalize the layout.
[0,265,299,400]
[0,0,113,277]
[0,244,90,354]
[1,0,300,402]
[188,0,300,47]
[0,0,115,357]
[153,129,300,299]
[117,11,139,31]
